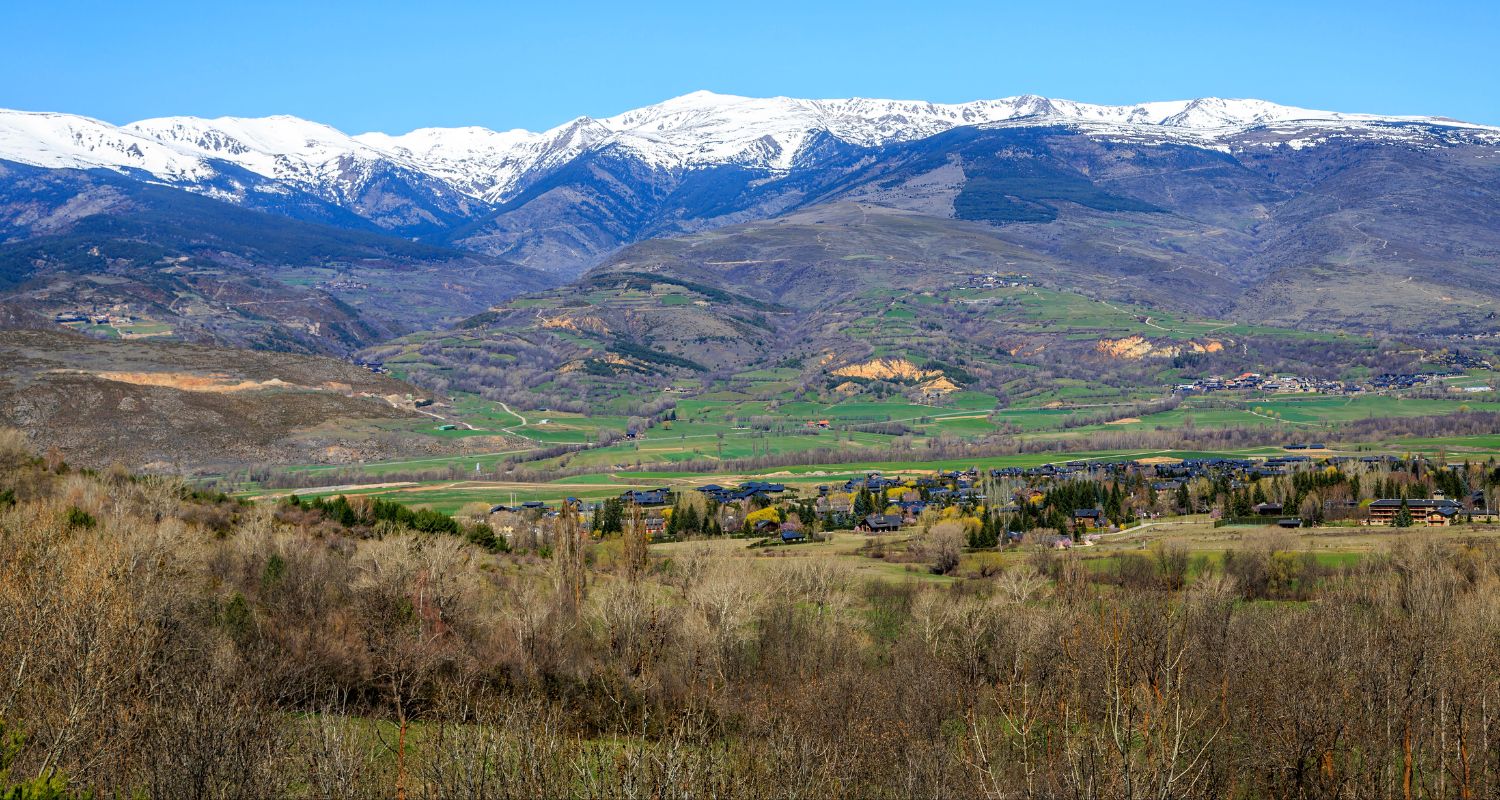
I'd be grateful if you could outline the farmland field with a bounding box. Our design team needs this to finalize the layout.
[248,382,1500,491]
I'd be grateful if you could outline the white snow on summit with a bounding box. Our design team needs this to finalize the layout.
[1,92,1492,204]
[0,110,215,181]
[356,118,613,202]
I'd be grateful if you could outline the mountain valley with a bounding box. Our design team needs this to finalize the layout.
[3,91,1499,469]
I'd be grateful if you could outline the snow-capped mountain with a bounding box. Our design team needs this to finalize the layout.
[6,90,1500,279]
[0,109,218,182]
[6,90,1500,349]
[3,92,1492,207]
[354,117,612,203]
[123,114,385,196]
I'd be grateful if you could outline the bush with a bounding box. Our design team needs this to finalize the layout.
[916,521,966,575]
[64,506,95,530]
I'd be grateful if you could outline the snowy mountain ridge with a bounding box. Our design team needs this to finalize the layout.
[2,91,1493,206]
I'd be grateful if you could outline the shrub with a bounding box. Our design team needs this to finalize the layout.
[64,506,95,530]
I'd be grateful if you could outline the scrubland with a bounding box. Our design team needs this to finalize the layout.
[3,429,1500,798]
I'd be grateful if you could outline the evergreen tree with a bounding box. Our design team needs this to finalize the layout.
[597,498,624,536]
[1231,489,1252,517]
[980,511,999,548]
[1394,498,1414,528]
[853,489,871,518]
[664,499,681,538]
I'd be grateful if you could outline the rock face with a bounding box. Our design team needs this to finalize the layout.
[831,357,940,382]
[919,376,960,394]
[1095,336,1227,360]
[539,313,611,335]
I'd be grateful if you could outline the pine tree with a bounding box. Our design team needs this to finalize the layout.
[664,499,681,538]
[1230,489,1251,518]
[597,498,624,536]
[980,511,999,548]
[1104,483,1122,522]
[1394,499,1414,528]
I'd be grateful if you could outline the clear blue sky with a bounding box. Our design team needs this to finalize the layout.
[6,0,1497,133]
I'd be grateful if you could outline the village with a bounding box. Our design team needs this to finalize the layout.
[1171,369,1490,396]
[51,305,173,338]
[475,449,1499,557]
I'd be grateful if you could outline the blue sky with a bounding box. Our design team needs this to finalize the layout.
[5,0,1497,132]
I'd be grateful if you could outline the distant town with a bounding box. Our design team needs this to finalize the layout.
[1173,369,1492,396]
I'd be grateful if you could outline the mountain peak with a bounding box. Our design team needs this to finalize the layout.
[2,94,1492,208]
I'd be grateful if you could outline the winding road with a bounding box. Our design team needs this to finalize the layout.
[496,401,534,439]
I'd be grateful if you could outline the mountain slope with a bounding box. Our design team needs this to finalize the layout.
[375,199,1422,421]
[3,92,1498,339]
[0,323,447,470]
[0,160,557,354]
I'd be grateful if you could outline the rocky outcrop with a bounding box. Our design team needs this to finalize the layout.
[831,357,938,382]
[1095,335,1226,360]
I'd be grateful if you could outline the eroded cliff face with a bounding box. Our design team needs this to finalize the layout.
[539,312,611,335]
[1095,335,1226,360]
[830,357,938,381]
[918,375,960,394]
[827,357,960,395]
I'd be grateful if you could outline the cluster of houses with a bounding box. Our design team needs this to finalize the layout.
[957,272,1036,291]
[53,309,137,327]
[317,277,369,291]
[695,481,787,503]
[1174,372,1358,396]
[1148,453,1395,484]
[481,450,1492,548]
[810,470,987,525]
[1425,352,1491,370]
[1173,369,1485,397]
[1368,372,1462,390]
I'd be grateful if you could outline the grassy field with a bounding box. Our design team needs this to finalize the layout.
[650,520,1500,589]
[244,357,1500,499]
[652,532,961,584]
[262,441,1171,504]
[248,428,1500,514]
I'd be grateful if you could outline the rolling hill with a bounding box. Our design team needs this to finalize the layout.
[364,202,1405,417]
[0,310,521,471]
